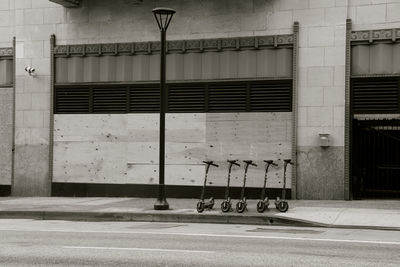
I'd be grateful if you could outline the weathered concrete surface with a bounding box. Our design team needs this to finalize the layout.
[12,144,50,196]
[0,88,13,185]
[297,146,344,200]
[53,112,292,189]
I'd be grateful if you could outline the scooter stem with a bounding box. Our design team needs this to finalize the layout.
[225,163,233,200]
[282,159,293,200]
[261,163,270,200]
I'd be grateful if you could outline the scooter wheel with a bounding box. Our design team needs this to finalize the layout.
[196,201,205,213]
[276,201,289,213]
[256,200,266,213]
[221,200,231,213]
[209,197,215,209]
[236,201,246,213]
[264,197,270,209]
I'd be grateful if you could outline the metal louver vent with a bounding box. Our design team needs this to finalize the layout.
[208,83,247,112]
[55,87,89,113]
[167,84,205,112]
[93,87,127,113]
[250,81,292,112]
[54,79,292,114]
[130,85,160,112]
[352,78,400,113]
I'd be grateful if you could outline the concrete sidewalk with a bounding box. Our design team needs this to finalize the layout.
[0,197,399,231]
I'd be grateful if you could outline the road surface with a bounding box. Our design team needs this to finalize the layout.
[0,219,399,266]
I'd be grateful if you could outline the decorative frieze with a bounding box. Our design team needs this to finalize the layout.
[54,35,294,57]
[0,47,13,58]
[351,28,400,44]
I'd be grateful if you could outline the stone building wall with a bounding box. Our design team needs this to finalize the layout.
[5,0,400,198]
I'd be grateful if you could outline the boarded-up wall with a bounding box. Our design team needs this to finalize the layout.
[53,113,292,189]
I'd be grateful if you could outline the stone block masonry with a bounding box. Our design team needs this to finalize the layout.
[2,0,400,199]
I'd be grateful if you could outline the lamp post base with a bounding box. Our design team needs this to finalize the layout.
[154,199,170,210]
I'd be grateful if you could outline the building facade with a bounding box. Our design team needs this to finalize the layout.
[0,0,399,199]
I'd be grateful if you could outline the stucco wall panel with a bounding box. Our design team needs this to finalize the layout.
[0,87,12,185]
[297,146,344,200]
[0,59,13,85]
[13,144,50,196]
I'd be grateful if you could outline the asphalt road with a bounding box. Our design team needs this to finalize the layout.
[0,219,399,266]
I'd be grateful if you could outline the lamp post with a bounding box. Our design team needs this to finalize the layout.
[152,7,176,210]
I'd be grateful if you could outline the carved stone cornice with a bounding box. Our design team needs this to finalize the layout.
[351,28,400,44]
[53,35,294,57]
[0,47,13,58]
[49,0,81,8]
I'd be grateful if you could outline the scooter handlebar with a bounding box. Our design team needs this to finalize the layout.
[264,160,278,166]
[203,161,219,167]
[243,160,257,167]
[283,159,294,165]
[227,160,240,166]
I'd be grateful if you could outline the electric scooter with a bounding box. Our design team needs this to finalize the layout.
[196,161,219,213]
[236,160,257,213]
[256,160,278,213]
[221,160,240,212]
[275,159,293,213]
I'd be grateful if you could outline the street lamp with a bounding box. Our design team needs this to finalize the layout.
[152,7,176,210]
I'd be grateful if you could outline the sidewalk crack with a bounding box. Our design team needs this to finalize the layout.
[332,208,346,225]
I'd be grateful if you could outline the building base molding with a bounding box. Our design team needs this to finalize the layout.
[52,183,291,199]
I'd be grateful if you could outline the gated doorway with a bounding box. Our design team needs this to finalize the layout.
[352,119,400,199]
[351,77,400,199]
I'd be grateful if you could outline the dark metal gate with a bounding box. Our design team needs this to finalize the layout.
[352,119,400,198]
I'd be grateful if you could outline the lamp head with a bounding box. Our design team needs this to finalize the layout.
[152,7,176,31]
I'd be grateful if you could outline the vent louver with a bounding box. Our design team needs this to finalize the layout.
[55,87,90,113]
[167,84,205,112]
[352,78,400,113]
[55,80,292,114]
[130,85,160,113]
[93,87,127,113]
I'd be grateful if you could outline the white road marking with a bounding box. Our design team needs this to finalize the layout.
[63,246,213,253]
[1,228,400,246]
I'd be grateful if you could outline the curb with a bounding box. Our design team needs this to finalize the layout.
[1,210,400,231]
[0,210,316,227]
